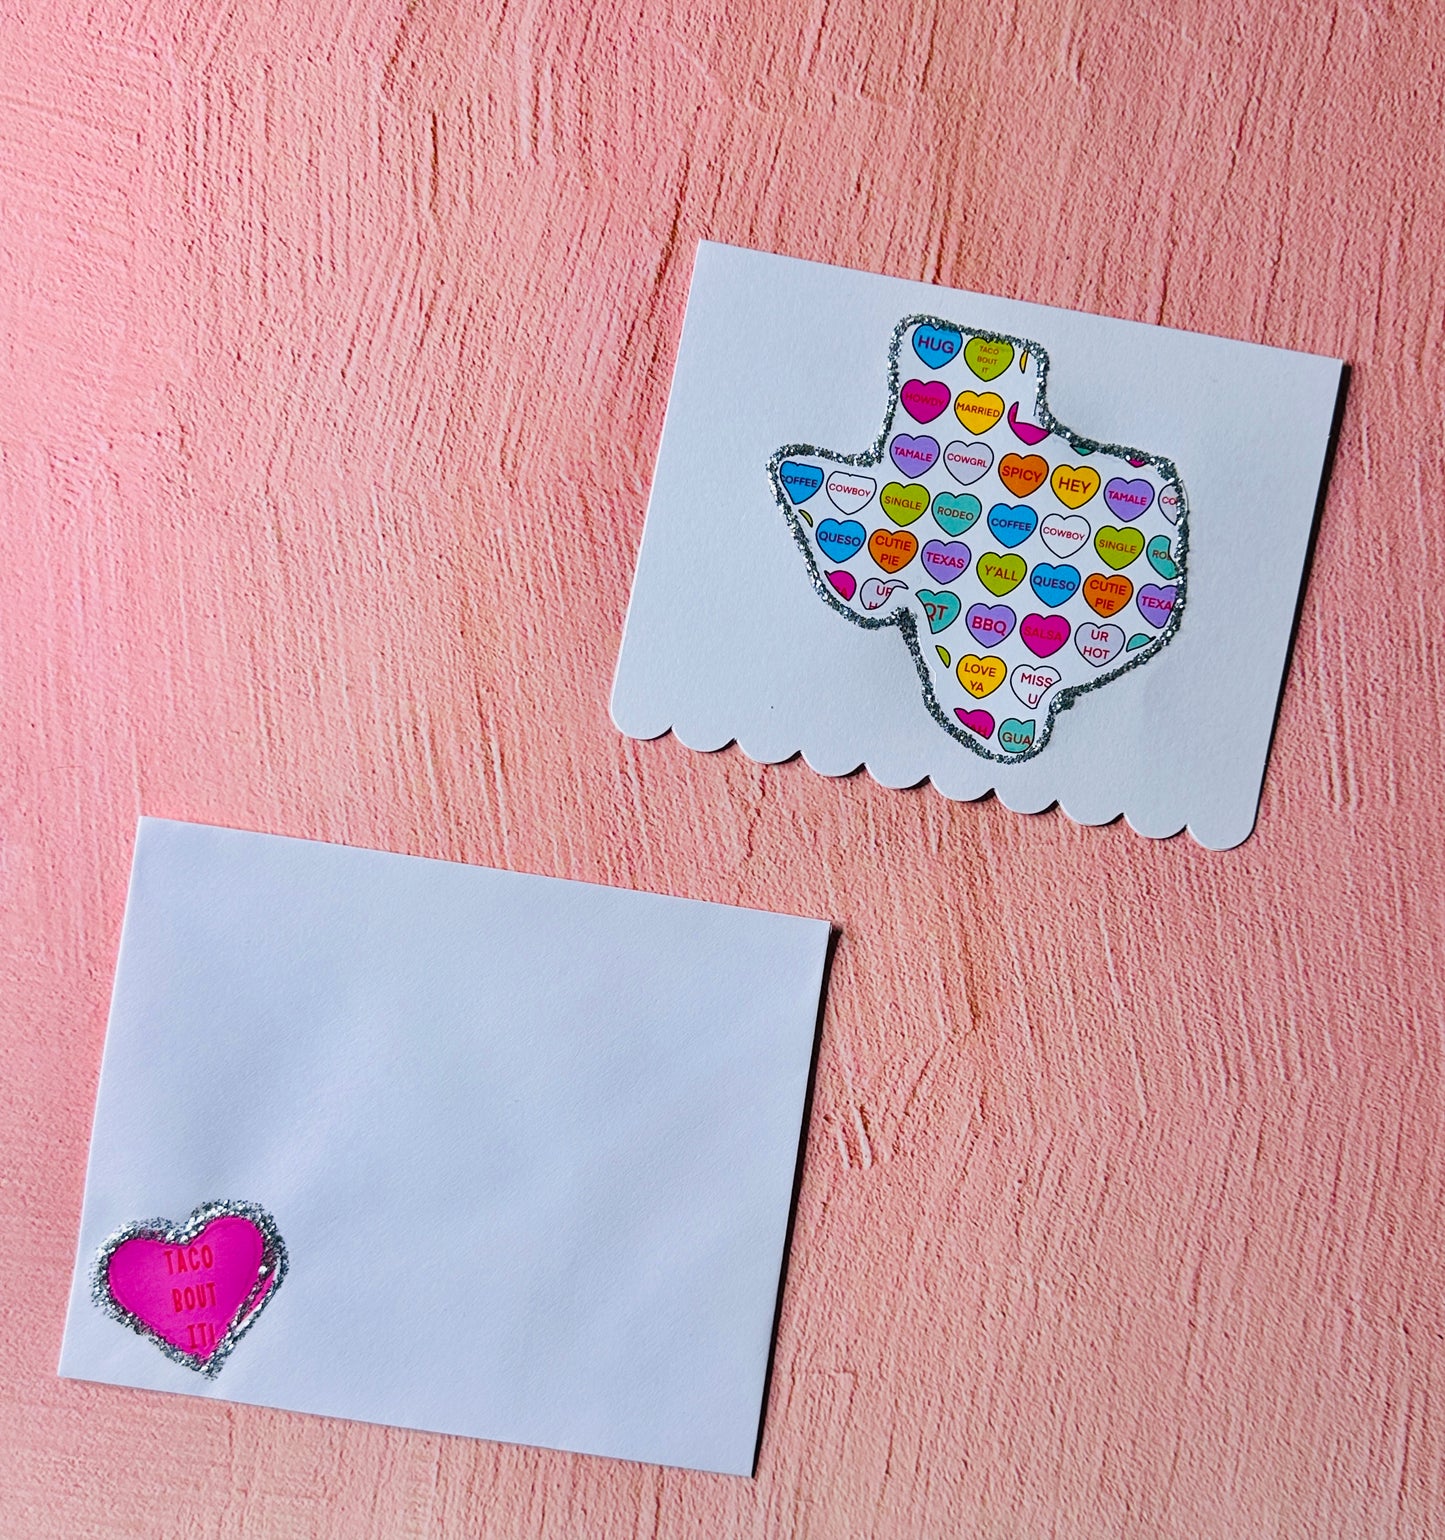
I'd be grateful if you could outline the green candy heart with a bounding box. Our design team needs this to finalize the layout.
[963,337,1013,382]
[1094,525,1145,571]
[998,717,1036,754]
[936,646,951,667]
[1146,535,1178,579]
[976,552,1027,597]
[932,492,981,536]
[880,481,930,527]
[917,589,961,633]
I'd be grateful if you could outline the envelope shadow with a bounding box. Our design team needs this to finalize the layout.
[750,924,839,1476]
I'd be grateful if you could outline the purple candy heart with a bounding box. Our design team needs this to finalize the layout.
[1103,477,1155,521]
[920,539,971,584]
[890,434,940,475]
[965,603,1015,644]
[1136,583,1177,628]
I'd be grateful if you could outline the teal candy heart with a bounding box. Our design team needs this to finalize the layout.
[917,589,962,633]
[998,718,1036,754]
[1147,535,1178,579]
[1126,633,1151,651]
[932,492,981,537]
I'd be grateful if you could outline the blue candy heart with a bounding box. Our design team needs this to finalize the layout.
[816,519,866,564]
[916,589,962,633]
[1029,562,1080,607]
[998,718,1037,754]
[912,325,963,370]
[986,502,1038,549]
[779,461,824,504]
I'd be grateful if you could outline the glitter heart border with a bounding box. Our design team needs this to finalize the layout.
[767,315,1190,764]
[91,1199,288,1379]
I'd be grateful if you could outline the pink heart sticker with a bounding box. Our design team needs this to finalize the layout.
[900,378,951,424]
[954,708,994,738]
[96,1202,286,1376]
[1019,612,1071,659]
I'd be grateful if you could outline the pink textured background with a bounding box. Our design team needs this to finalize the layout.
[2,0,1443,1534]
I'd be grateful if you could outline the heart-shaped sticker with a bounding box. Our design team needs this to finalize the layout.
[880,482,930,526]
[942,440,993,485]
[1094,525,1145,570]
[816,519,866,564]
[998,717,1036,753]
[956,654,1006,699]
[1082,571,1132,617]
[1075,622,1125,668]
[1135,583,1177,628]
[93,1201,287,1377]
[963,337,1014,381]
[977,552,1027,597]
[890,434,939,475]
[998,453,1048,498]
[1049,464,1100,508]
[860,577,909,611]
[826,570,857,601]
[932,492,982,535]
[825,469,876,514]
[917,589,961,633]
[1158,483,1184,526]
[900,379,951,424]
[965,602,1016,645]
[954,707,995,738]
[954,391,1005,435]
[986,503,1038,549]
[920,539,971,585]
[1020,613,1070,659]
[912,324,963,369]
[869,528,918,573]
[1146,535,1178,579]
[1029,562,1080,607]
[1039,513,1089,559]
[779,461,824,504]
[1010,663,1060,708]
[1103,477,1155,521]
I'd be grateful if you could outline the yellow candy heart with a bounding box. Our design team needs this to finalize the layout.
[956,654,1006,699]
[1050,464,1100,509]
[954,391,1005,436]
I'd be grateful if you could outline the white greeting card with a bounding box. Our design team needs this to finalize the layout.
[611,242,1343,849]
[60,819,830,1476]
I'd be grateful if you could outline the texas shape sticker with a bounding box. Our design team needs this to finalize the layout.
[768,318,1188,760]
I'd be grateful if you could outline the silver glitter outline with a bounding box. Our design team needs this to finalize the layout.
[91,1199,288,1379]
[767,314,1190,764]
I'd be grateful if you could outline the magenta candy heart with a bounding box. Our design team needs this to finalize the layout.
[954,708,994,738]
[826,569,857,601]
[965,602,1015,644]
[106,1216,270,1364]
[1103,477,1155,521]
[1020,612,1070,658]
[921,539,970,584]
[900,379,951,424]
[890,434,939,475]
[1136,583,1177,628]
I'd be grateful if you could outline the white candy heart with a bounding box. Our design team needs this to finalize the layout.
[941,441,993,486]
[826,470,876,515]
[1074,622,1125,668]
[1010,663,1060,709]
[1158,482,1183,526]
[860,577,908,611]
[1039,513,1089,559]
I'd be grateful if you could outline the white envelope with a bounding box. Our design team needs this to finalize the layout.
[60,818,830,1476]
[611,242,1344,849]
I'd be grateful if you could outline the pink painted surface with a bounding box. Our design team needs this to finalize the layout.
[1,0,1443,1534]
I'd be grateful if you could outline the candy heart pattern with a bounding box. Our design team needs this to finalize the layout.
[770,317,1188,759]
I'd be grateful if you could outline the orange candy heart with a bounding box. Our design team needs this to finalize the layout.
[1083,572,1133,617]
[998,453,1048,497]
[868,527,918,574]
